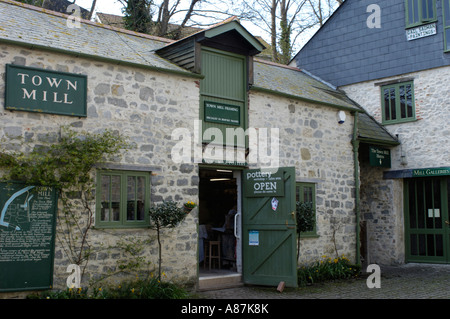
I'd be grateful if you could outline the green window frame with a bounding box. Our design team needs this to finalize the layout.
[405,0,437,28]
[95,170,151,228]
[381,81,416,125]
[444,0,450,51]
[295,182,318,237]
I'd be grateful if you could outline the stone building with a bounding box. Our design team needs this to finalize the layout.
[0,0,397,296]
[292,0,450,265]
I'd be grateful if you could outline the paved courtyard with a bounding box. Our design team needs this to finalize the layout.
[196,263,450,299]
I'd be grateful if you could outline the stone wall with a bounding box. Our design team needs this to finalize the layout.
[341,65,450,171]
[248,91,358,264]
[341,66,450,265]
[359,149,404,265]
[0,44,200,290]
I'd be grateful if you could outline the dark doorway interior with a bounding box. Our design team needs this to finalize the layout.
[199,168,238,273]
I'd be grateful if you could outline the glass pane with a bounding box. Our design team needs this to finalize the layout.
[433,179,442,228]
[111,175,121,221]
[390,88,397,120]
[446,28,450,51]
[425,179,434,229]
[410,234,418,255]
[427,234,435,256]
[418,234,426,255]
[295,186,300,202]
[408,0,414,24]
[417,179,425,228]
[303,186,313,205]
[413,0,420,23]
[406,84,413,118]
[399,85,406,118]
[384,88,391,121]
[422,0,434,20]
[436,235,443,256]
[408,181,417,228]
[137,176,146,221]
[101,175,110,221]
[127,176,136,221]
[445,0,450,25]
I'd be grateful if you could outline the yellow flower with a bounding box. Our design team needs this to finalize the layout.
[131,288,135,293]
[333,258,338,263]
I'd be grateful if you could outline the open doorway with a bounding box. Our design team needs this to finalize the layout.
[198,168,242,284]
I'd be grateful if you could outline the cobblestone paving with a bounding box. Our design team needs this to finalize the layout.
[196,264,450,299]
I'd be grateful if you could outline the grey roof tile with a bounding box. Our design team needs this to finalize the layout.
[0,0,185,73]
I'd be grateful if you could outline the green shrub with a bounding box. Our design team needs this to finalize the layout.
[297,255,361,287]
[29,276,189,299]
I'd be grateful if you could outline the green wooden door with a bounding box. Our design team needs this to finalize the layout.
[405,177,450,263]
[242,167,298,287]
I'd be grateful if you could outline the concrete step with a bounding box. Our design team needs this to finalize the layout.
[198,273,243,291]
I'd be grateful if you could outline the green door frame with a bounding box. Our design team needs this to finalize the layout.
[404,177,450,263]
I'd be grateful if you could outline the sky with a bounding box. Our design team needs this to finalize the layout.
[73,0,327,52]
[74,0,264,37]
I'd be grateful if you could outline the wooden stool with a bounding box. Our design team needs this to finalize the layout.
[204,240,221,270]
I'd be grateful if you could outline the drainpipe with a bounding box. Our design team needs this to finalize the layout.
[351,111,361,266]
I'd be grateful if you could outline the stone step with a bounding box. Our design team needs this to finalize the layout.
[198,273,243,291]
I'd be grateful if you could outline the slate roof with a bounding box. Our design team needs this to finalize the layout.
[357,112,400,146]
[252,59,361,111]
[0,0,398,146]
[0,0,190,75]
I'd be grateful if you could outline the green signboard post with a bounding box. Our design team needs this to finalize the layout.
[369,146,391,168]
[0,182,58,292]
[5,64,87,117]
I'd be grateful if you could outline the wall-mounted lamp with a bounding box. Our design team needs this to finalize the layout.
[337,111,346,124]
[396,134,408,166]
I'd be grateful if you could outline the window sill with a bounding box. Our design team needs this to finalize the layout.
[300,234,319,239]
[405,19,437,29]
[382,118,418,126]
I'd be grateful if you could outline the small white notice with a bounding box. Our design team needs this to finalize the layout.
[406,23,437,41]
[428,208,440,218]
[249,230,259,246]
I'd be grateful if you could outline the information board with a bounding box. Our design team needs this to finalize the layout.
[204,101,240,125]
[0,182,58,292]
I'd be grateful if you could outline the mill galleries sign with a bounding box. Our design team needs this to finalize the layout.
[5,64,87,117]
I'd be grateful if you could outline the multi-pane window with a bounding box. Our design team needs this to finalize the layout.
[96,170,150,228]
[444,0,450,51]
[405,0,436,27]
[381,81,416,124]
[295,182,317,237]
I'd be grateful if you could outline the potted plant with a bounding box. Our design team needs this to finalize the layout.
[183,201,197,213]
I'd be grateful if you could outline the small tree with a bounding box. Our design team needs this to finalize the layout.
[296,201,315,260]
[148,201,187,280]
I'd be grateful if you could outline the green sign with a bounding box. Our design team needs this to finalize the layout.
[369,146,391,168]
[204,101,240,126]
[0,183,58,292]
[412,167,450,177]
[5,64,87,117]
[244,169,284,197]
